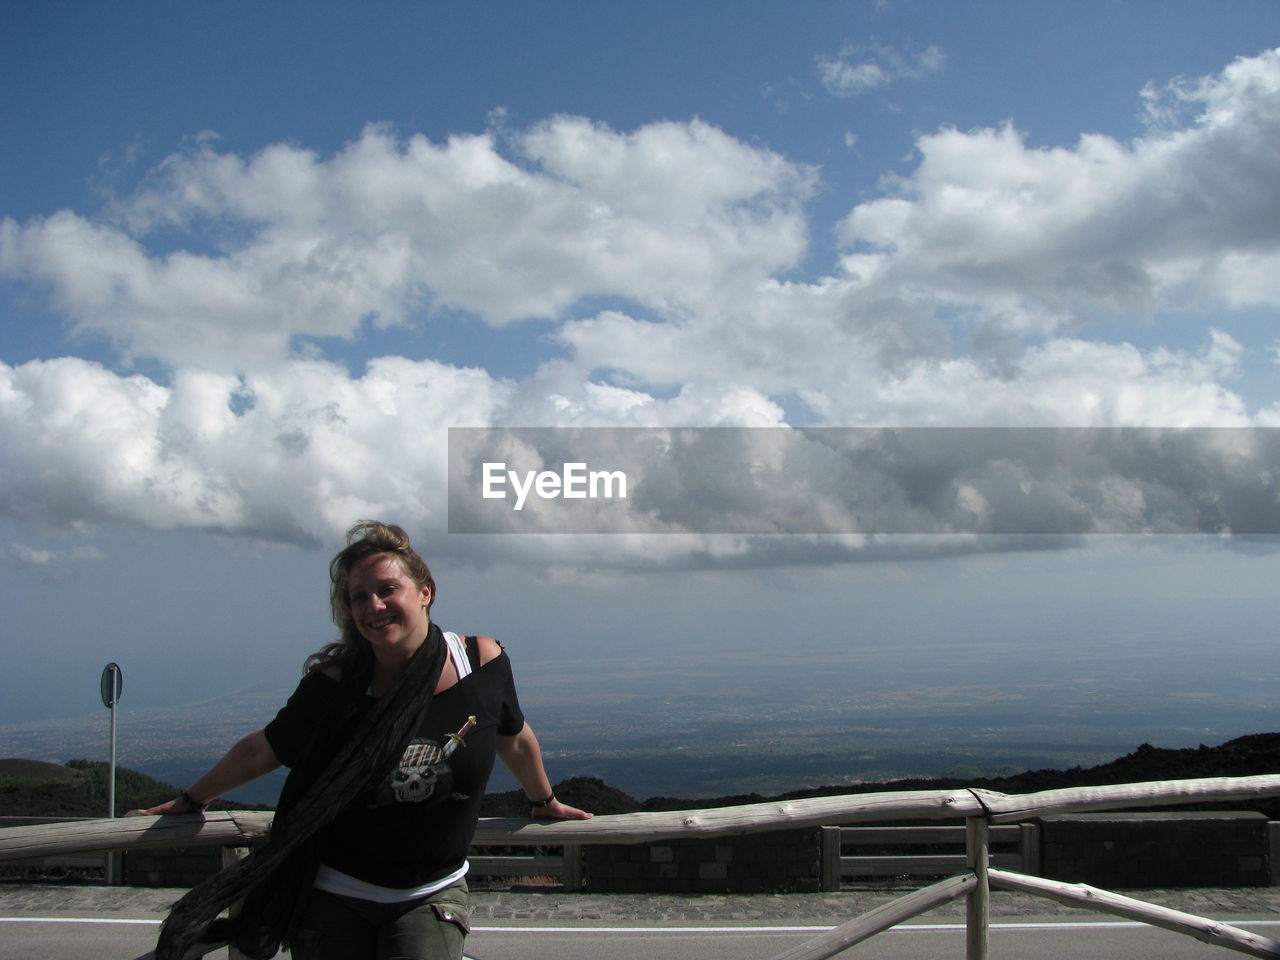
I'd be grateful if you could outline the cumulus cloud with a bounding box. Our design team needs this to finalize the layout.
[563,48,1280,424]
[797,331,1252,428]
[838,49,1280,328]
[0,356,510,545]
[2,51,1280,567]
[817,41,946,96]
[0,119,813,370]
[0,354,792,556]
[0,339,1268,565]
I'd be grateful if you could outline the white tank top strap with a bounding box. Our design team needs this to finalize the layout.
[443,630,472,681]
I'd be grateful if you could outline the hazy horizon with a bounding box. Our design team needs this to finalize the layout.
[4,608,1271,804]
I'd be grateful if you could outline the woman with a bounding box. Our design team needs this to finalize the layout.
[140,520,589,960]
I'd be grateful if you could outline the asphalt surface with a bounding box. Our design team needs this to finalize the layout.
[3,883,1279,960]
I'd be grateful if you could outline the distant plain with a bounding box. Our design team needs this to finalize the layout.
[3,625,1271,806]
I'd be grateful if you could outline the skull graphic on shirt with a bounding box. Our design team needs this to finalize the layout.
[371,717,476,807]
[381,738,452,804]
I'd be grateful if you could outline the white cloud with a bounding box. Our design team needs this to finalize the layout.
[0,356,511,544]
[0,119,814,371]
[838,49,1280,325]
[802,331,1250,428]
[1,335,1267,563]
[563,49,1280,426]
[0,543,104,566]
[5,544,57,565]
[0,352,791,558]
[820,57,890,95]
[817,41,946,97]
[3,51,1280,566]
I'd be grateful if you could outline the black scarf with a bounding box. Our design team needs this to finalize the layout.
[155,624,447,960]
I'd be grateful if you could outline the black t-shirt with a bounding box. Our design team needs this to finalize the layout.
[264,637,525,888]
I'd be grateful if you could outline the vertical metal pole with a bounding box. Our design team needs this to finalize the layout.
[966,816,989,960]
[106,691,119,883]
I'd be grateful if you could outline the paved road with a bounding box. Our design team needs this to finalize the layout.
[2,884,1278,959]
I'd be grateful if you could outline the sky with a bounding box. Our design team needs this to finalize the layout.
[2,0,1279,755]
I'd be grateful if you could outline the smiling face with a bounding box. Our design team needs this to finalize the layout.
[346,553,433,665]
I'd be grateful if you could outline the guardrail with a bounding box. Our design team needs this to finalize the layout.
[469,844,582,888]
[820,823,1039,889]
[3,774,1280,959]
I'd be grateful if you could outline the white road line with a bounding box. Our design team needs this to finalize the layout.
[476,921,1280,934]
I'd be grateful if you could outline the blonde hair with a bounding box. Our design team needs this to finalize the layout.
[305,520,437,676]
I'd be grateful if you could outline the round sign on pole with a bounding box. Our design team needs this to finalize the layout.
[100,662,122,708]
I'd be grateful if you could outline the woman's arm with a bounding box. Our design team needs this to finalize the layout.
[496,723,592,820]
[134,728,282,815]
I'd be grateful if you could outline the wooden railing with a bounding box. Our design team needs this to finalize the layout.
[2,774,1279,959]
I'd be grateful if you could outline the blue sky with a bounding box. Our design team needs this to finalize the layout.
[2,0,1279,759]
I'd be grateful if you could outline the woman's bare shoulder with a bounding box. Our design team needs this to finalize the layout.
[474,634,503,666]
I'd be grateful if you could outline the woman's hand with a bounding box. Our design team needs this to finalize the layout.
[130,792,208,817]
[531,797,592,820]
[498,722,592,821]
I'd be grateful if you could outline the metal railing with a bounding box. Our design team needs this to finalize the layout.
[469,844,582,888]
[820,822,1039,888]
[2,773,1279,959]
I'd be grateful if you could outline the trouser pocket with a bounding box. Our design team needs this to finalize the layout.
[429,899,470,936]
[383,892,471,960]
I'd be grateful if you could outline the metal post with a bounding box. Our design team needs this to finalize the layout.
[100,663,122,884]
[966,816,990,960]
[107,696,117,881]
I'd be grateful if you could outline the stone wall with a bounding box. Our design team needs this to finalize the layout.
[1039,811,1270,888]
[122,845,225,888]
[582,829,821,893]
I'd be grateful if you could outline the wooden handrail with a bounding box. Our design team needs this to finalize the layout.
[976,774,1280,823]
[2,774,1279,861]
[0,810,271,861]
[3,773,1279,960]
